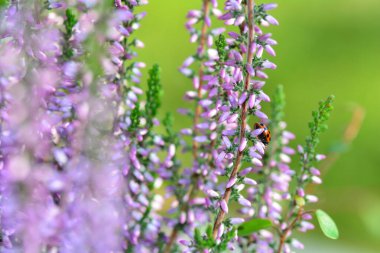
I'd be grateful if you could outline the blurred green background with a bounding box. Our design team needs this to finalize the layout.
[136,0,380,252]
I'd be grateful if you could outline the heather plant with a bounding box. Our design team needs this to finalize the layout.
[0,0,341,253]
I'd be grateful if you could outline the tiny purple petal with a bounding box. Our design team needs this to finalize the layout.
[206,189,220,198]
[311,176,322,184]
[243,177,257,185]
[252,158,263,167]
[265,45,276,56]
[248,94,256,108]
[306,195,318,203]
[239,138,248,152]
[263,3,278,10]
[220,199,229,213]
[238,197,252,207]
[316,154,326,161]
[310,167,321,176]
[217,223,225,239]
[266,15,279,26]
[226,176,237,188]
[230,218,245,225]
[239,92,248,105]
[259,91,271,102]
[179,239,192,246]
[255,110,268,120]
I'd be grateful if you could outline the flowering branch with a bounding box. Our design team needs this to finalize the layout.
[212,0,257,239]
[276,95,335,252]
[165,0,221,251]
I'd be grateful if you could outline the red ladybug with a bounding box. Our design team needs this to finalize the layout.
[254,123,271,146]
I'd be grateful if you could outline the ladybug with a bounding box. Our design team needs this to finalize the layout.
[254,123,271,146]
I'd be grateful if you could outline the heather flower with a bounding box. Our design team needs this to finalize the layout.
[164,0,227,251]
[104,2,175,251]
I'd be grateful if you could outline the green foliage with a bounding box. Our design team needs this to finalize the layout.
[145,64,162,129]
[163,112,178,144]
[206,225,213,241]
[252,56,265,68]
[192,225,237,252]
[315,209,340,240]
[163,113,173,134]
[214,228,237,252]
[64,9,78,38]
[129,103,141,132]
[0,0,9,8]
[62,9,78,60]
[193,226,216,249]
[162,112,183,201]
[139,201,153,232]
[237,219,272,237]
[254,4,269,24]
[302,95,335,166]
[216,35,227,62]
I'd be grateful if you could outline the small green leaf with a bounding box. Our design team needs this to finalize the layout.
[206,225,213,239]
[237,219,272,237]
[315,209,339,240]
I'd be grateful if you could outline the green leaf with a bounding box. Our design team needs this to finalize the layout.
[194,228,202,244]
[206,225,213,239]
[0,0,9,8]
[315,209,339,240]
[237,219,272,237]
[145,64,162,129]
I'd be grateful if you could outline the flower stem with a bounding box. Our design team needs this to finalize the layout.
[212,0,256,239]
[164,1,210,252]
[277,207,304,253]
